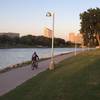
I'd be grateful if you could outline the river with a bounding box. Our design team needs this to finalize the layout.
[0,48,82,69]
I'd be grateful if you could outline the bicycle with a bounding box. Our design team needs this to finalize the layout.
[31,60,38,70]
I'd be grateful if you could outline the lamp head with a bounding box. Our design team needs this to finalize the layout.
[46,12,52,17]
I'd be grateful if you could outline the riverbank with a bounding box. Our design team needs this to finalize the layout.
[0,48,78,70]
[0,58,48,74]
[0,52,75,96]
[0,49,99,100]
[0,52,72,74]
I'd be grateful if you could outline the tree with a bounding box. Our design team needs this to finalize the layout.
[54,38,65,47]
[20,35,35,45]
[0,35,12,44]
[80,8,100,47]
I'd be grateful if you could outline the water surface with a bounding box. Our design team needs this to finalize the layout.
[0,48,81,69]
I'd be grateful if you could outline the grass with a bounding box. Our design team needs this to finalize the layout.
[0,49,100,100]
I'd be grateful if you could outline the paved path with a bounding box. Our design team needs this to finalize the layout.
[0,52,75,96]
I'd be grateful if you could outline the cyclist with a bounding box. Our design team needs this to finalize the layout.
[31,52,39,70]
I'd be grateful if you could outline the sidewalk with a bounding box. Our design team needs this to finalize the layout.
[0,52,75,96]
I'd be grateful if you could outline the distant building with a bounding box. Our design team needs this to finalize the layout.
[75,33,83,44]
[67,33,82,44]
[43,27,52,38]
[0,32,20,38]
[68,33,75,43]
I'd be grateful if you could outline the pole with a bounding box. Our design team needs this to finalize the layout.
[74,35,77,56]
[82,38,84,52]
[49,13,55,70]
[88,43,90,51]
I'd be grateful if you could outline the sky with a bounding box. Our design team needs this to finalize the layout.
[0,0,100,39]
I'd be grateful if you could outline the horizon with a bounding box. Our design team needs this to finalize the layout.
[0,0,99,39]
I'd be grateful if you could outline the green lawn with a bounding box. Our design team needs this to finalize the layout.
[0,49,100,100]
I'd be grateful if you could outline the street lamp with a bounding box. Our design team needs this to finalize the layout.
[46,12,55,70]
[81,35,84,52]
[74,34,77,56]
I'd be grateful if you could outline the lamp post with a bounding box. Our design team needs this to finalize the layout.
[46,12,55,70]
[74,34,77,56]
[82,36,84,52]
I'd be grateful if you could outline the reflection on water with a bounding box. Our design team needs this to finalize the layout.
[0,48,81,69]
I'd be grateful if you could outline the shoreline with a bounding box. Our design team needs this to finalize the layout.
[0,46,70,49]
[0,50,75,96]
[0,52,73,74]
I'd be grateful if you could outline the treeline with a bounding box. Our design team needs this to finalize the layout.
[80,7,100,47]
[0,35,76,48]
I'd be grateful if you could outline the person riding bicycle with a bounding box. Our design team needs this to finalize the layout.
[31,52,39,70]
